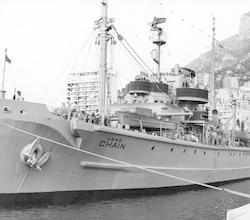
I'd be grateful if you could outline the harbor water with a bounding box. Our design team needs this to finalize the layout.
[1,179,250,220]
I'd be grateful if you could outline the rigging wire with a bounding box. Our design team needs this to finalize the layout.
[38,28,96,106]
[155,0,212,39]
[52,29,97,107]
[111,34,145,79]
[111,30,150,75]
[112,28,180,104]
[112,28,154,77]
[107,41,130,89]
[40,0,95,106]
[162,45,178,64]
[154,0,233,52]
[81,30,96,74]
[1,120,250,200]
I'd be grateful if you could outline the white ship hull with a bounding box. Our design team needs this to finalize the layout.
[1,99,250,205]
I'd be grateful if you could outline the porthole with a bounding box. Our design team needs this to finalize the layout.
[204,151,206,155]
[183,149,186,153]
[194,150,196,154]
[20,110,27,115]
[171,148,174,152]
[218,152,220,156]
[3,106,12,114]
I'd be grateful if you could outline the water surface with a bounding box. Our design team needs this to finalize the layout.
[1,179,250,220]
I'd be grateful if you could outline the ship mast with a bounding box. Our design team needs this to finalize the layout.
[150,17,166,82]
[210,16,216,111]
[98,0,107,125]
[95,0,114,124]
[0,48,8,99]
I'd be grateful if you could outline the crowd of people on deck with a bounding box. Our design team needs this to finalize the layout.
[205,128,230,146]
[70,109,101,125]
[171,126,247,147]
[13,89,248,148]
[65,108,248,147]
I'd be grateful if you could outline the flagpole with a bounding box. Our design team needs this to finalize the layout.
[2,48,7,90]
[0,48,7,98]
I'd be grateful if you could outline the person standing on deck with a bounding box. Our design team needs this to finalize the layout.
[94,109,100,124]
[16,91,24,101]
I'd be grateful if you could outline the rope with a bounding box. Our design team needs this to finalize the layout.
[1,120,250,199]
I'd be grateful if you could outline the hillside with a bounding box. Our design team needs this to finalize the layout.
[186,11,250,88]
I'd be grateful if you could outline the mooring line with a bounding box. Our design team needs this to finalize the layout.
[1,121,250,199]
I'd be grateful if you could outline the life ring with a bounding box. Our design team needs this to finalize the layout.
[70,117,79,137]
[105,117,111,126]
[20,138,50,171]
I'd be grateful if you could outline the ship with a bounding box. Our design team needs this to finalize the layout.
[0,0,250,206]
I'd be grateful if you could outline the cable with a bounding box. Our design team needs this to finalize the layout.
[107,41,131,89]
[1,120,250,199]
[154,0,215,41]
[39,29,96,105]
[112,28,155,77]
[112,28,181,105]
[112,31,150,75]
[81,30,96,74]
[52,29,97,107]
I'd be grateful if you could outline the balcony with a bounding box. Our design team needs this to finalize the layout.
[176,88,208,104]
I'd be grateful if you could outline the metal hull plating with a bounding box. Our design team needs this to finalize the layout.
[1,100,250,204]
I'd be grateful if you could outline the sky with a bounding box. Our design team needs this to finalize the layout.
[0,0,249,107]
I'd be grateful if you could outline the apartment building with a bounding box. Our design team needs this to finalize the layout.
[67,71,117,114]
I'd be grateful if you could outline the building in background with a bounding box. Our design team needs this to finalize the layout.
[67,71,117,115]
[195,72,210,88]
[215,86,250,131]
[223,76,239,89]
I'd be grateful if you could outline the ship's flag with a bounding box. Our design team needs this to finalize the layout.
[5,55,11,64]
